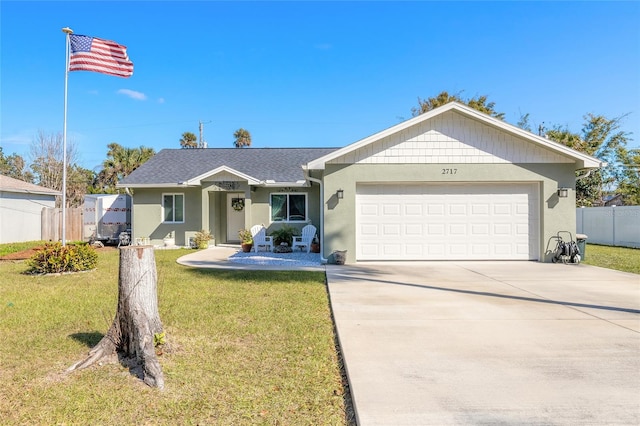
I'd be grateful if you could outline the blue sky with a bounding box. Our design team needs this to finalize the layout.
[1,1,639,171]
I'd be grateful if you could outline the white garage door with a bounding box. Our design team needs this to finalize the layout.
[356,183,539,260]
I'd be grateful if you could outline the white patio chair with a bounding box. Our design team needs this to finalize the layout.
[292,224,316,253]
[250,224,273,253]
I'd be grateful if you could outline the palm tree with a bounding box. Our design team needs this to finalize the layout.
[233,128,252,148]
[96,143,155,192]
[179,132,198,149]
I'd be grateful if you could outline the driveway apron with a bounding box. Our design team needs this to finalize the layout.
[326,261,640,425]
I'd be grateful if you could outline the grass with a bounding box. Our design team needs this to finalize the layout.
[0,240,45,257]
[0,248,352,425]
[582,243,640,274]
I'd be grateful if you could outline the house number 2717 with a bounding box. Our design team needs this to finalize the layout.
[441,168,457,175]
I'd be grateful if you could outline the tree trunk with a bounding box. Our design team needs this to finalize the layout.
[68,246,165,389]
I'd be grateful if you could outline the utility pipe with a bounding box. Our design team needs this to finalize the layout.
[304,169,328,263]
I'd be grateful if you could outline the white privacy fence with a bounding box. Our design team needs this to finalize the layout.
[576,206,640,248]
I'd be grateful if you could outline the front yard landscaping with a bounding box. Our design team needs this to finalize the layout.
[0,247,352,424]
[582,244,640,274]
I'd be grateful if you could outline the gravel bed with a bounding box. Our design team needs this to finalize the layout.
[228,250,322,266]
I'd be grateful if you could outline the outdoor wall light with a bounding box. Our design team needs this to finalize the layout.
[557,188,570,198]
[336,189,344,199]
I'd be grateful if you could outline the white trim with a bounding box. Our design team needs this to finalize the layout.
[186,166,261,186]
[270,192,309,223]
[117,183,192,189]
[306,102,603,170]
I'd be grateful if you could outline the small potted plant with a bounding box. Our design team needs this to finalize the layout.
[310,235,320,253]
[238,229,253,252]
[193,229,212,249]
[270,225,297,247]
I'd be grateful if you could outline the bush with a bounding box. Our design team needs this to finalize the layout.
[193,229,212,249]
[26,242,98,275]
[269,225,298,246]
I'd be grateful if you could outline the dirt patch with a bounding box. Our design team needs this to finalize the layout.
[0,248,42,261]
[0,245,116,261]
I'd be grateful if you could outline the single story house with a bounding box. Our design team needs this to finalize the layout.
[118,102,602,263]
[0,175,60,243]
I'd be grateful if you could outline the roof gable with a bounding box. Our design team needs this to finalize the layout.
[307,102,603,170]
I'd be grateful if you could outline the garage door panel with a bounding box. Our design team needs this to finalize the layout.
[405,204,423,215]
[428,224,445,235]
[356,183,539,260]
[382,224,401,236]
[405,224,423,236]
[360,204,378,216]
[493,204,511,215]
[449,204,467,215]
[360,224,379,236]
[471,244,490,255]
[428,204,445,215]
[472,204,490,215]
[494,223,512,235]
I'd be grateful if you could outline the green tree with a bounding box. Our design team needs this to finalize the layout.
[616,148,640,205]
[546,114,633,206]
[0,147,34,182]
[93,143,155,193]
[179,132,198,149]
[412,90,505,120]
[233,128,252,148]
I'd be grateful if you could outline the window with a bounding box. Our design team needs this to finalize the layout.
[163,193,184,223]
[271,193,307,222]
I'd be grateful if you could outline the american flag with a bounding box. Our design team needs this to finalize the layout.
[69,34,133,78]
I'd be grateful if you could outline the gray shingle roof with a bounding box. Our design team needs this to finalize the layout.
[119,148,339,186]
[0,175,61,195]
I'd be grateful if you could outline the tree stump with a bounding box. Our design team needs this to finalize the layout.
[67,245,165,389]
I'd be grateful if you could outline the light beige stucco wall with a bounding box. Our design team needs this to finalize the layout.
[321,163,577,263]
[132,183,322,246]
[131,187,202,246]
[250,184,322,235]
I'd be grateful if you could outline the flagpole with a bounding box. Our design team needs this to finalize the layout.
[61,27,73,246]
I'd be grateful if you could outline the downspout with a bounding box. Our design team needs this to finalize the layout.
[304,168,328,263]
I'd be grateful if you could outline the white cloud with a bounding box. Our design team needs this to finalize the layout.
[314,43,332,50]
[0,130,33,146]
[117,89,147,101]
[157,97,165,104]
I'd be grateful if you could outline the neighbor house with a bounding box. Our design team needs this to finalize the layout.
[0,175,60,243]
[118,102,602,263]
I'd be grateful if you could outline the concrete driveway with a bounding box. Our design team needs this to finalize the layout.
[326,261,640,425]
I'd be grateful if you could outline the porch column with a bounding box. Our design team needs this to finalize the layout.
[201,187,209,233]
[244,188,251,228]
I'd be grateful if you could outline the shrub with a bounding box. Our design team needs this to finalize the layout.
[238,229,253,244]
[270,225,298,246]
[193,229,212,249]
[25,242,98,275]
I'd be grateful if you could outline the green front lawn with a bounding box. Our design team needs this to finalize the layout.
[582,244,640,274]
[0,240,45,257]
[0,249,351,424]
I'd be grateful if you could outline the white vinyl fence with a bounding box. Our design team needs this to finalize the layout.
[576,206,640,248]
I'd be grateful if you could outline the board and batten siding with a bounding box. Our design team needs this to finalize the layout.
[328,111,573,165]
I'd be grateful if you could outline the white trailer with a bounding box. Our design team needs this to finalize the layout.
[83,194,132,245]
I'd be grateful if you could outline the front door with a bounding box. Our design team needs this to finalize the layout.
[226,193,245,242]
